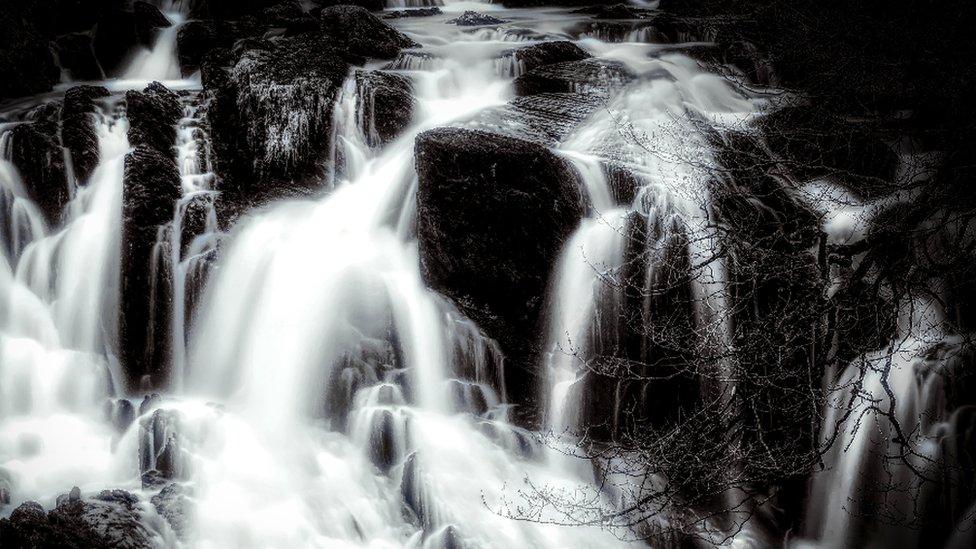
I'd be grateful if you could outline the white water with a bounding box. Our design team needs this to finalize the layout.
[1,109,134,510]
[0,2,900,548]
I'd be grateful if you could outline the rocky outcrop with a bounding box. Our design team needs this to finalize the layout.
[205,6,417,221]
[355,70,415,147]
[62,85,110,185]
[0,490,153,549]
[151,483,192,540]
[447,11,508,26]
[7,103,69,225]
[384,7,442,19]
[514,58,634,96]
[139,408,188,485]
[0,2,60,100]
[314,0,385,12]
[415,128,584,404]
[506,41,590,74]
[119,83,182,389]
[133,1,172,46]
[320,5,419,59]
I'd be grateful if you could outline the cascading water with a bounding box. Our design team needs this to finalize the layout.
[1,105,134,508]
[6,1,959,547]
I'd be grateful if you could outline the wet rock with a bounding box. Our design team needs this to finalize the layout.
[506,41,590,74]
[314,0,385,12]
[319,5,419,59]
[55,33,104,81]
[572,3,652,19]
[368,409,400,473]
[462,91,604,145]
[428,524,467,549]
[126,82,182,153]
[447,11,507,26]
[61,85,110,184]
[0,491,152,549]
[0,469,11,507]
[384,7,442,19]
[139,393,163,415]
[0,2,60,100]
[105,398,137,434]
[134,0,172,46]
[355,70,415,147]
[177,21,219,76]
[8,106,70,224]
[139,408,187,483]
[415,128,583,404]
[151,483,192,540]
[206,33,349,208]
[514,58,634,96]
[120,145,181,389]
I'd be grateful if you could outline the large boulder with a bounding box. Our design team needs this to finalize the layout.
[126,82,182,153]
[0,490,153,548]
[319,5,419,59]
[151,483,192,540]
[8,103,69,224]
[120,143,181,389]
[133,0,172,46]
[61,85,110,185]
[514,58,634,96]
[505,40,590,75]
[314,0,385,12]
[0,2,60,100]
[355,69,415,147]
[447,11,508,26]
[415,128,584,406]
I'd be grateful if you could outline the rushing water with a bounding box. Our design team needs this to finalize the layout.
[3,0,965,547]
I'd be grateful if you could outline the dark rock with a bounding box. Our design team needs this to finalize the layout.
[139,393,163,415]
[447,11,507,26]
[134,1,172,46]
[0,492,152,549]
[55,33,104,81]
[93,8,140,76]
[261,0,305,20]
[506,41,590,74]
[355,70,414,147]
[0,469,10,507]
[384,7,442,19]
[151,483,192,540]
[105,398,137,434]
[126,82,182,153]
[139,408,187,483]
[0,2,60,100]
[314,0,385,12]
[572,3,652,19]
[368,409,400,473]
[514,58,634,97]
[61,85,110,184]
[462,91,604,146]
[120,145,181,389]
[206,33,348,206]
[319,5,419,59]
[415,128,583,404]
[428,524,467,549]
[8,108,70,224]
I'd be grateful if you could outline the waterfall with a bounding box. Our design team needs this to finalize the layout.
[121,8,186,83]
[1,107,132,508]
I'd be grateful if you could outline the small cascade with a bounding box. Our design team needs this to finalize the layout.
[1,107,133,509]
[121,9,185,82]
[0,127,48,268]
[147,96,219,391]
